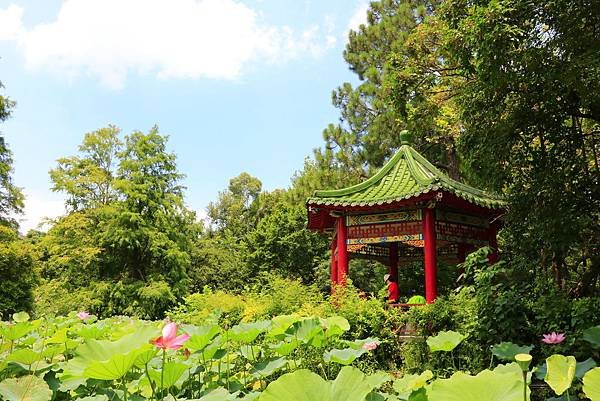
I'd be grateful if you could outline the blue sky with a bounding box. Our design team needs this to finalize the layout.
[0,0,369,231]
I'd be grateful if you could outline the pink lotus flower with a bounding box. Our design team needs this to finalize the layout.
[541,332,566,344]
[151,322,190,350]
[77,311,91,320]
[362,341,379,351]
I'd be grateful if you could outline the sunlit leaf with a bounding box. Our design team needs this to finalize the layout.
[426,331,466,352]
[428,369,525,401]
[545,354,576,396]
[0,375,52,401]
[323,348,366,365]
[583,367,600,401]
[11,312,30,323]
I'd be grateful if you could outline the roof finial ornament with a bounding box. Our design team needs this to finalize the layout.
[400,130,412,145]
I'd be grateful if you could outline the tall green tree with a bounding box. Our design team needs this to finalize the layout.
[437,0,600,294]
[40,126,199,318]
[0,81,24,228]
[316,0,457,184]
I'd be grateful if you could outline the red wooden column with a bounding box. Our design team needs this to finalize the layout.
[488,224,499,264]
[336,216,349,285]
[423,208,438,304]
[389,242,399,282]
[330,235,338,291]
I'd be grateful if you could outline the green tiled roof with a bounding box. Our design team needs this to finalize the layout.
[307,143,505,209]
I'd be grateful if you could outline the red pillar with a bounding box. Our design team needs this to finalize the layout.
[423,208,438,304]
[389,242,399,282]
[336,216,349,285]
[488,224,499,264]
[330,235,338,291]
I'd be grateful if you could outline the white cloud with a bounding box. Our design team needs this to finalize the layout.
[0,4,23,40]
[18,190,65,233]
[347,1,369,33]
[1,0,336,89]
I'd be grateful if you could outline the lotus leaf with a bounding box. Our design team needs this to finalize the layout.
[251,357,288,378]
[184,324,220,351]
[545,354,576,396]
[259,366,379,401]
[11,312,30,323]
[0,375,52,401]
[426,331,466,352]
[287,318,324,345]
[583,368,600,401]
[323,348,366,365]
[267,315,300,338]
[393,370,434,397]
[583,326,600,349]
[490,342,533,361]
[1,321,39,341]
[197,387,236,400]
[6,348,41,366]
[229,321,271,344]
[576,358,597,378]
[270,339,299,356]
[147,361,188,390]
[428,369,525,401]
[321,316,350,338]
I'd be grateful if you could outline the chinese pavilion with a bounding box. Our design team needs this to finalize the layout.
[306,131,505,304]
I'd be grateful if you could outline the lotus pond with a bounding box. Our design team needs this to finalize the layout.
[1,311,599,401]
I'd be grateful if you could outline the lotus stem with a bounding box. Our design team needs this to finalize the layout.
[144,363,156,401]
[160,349,166,401]
[522,371,527,401]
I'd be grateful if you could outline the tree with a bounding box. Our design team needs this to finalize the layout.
[0,81,24,228]
[316,0,459,185]
[245,202,328,284]
[41,126,200,318]
[436,0,600,294]
[207,172,262,238]
[50,126,122,211]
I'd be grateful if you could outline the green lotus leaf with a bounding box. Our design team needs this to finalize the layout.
[345,337,380,350]
[330,366,379,401]
[491,342,534,361]
[545,354,576,395]
[11,312,30,323]
[583,367,600,401]
[287,318,324,345]
[583,326,600,349]
[229,321,271,344]
[323,348,367,365]
[0,375,52,401]
[1,321,38,341]
[6,348,41,366]
[64,325,158,380]
[46,328,69,344]
[428,369,525,401]
[407,295,426,305]
[184,324,220,351]
[198,387,236,401]
[259,369,330,401]
[267,315,300,338]
[84,347,151,380]
[147,361,188,390]
[365,371,392,389]
[576,358,597,378]
[259,366,378,401]
[426,331,466,352]
[321,316,350,338]
[133,347,158,368]
[251,357,288,378]
[240,345,262,360]
[393,370,434,396]
[270,339,299,356]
